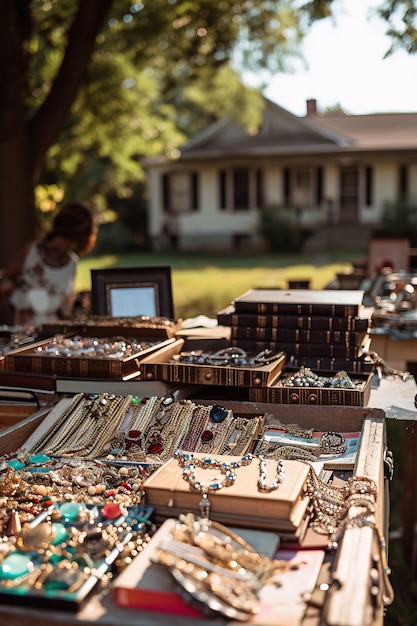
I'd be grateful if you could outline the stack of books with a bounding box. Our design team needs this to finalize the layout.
[219,288,372,370]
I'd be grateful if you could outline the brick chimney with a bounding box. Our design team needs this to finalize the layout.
[306,99,317,116]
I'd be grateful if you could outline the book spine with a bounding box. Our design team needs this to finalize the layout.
[231,327,366,345]
[233,303,359,316]
[229,313,368,331]
[232,340,364,359]
[113,588,203,616]
[288,356,374,373]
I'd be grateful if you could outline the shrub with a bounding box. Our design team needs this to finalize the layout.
[258,207,310,253]
[374,199,417,246]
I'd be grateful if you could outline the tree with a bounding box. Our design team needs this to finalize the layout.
[1,0,338,269]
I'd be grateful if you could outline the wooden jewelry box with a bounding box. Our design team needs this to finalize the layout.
[3,333,176,381]
[137,338,286,388]
[248,367,374,406]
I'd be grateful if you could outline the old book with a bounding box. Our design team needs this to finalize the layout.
[232,289,364,317]
[219,308,371,332]
[288,355,375,373]
[113,519,204,617]
[231,326,368,346]
[55,377,196,398]
[0,369,56,393]
[260,427,362,470]
[233,337,370,359]
[245,547,326,626]
[142,452,310,531]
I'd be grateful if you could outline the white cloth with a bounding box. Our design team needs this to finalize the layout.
[10,242,78,323]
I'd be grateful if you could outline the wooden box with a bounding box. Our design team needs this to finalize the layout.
[0,405,50,455]
[248,368,374,406]
[4,334,175,381]
[40,315,180,340]
[138,338,286,388]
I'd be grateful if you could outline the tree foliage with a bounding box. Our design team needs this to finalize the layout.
[1,0,413,267]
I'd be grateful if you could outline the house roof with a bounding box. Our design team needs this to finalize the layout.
[177,98,417,160]
[142,97,417,167]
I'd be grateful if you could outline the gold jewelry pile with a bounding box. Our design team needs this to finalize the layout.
[153,513,297,620]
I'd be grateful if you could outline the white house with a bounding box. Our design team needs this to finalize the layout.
[143,98,417,252]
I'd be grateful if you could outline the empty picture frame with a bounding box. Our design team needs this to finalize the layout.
[90,266,174,319]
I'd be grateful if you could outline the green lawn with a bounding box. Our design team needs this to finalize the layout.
[76,250,364,319]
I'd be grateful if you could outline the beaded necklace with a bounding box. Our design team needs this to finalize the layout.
[174,450,253,518]
[257,456,285,492]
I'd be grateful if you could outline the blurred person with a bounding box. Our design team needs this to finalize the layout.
[0,201,97,326]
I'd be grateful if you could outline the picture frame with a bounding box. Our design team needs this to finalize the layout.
[90,266,174,319]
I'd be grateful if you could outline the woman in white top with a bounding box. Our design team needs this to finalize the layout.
[0,202,97,326]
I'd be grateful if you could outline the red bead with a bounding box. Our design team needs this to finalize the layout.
[148,443,163,454]
[102,502,122,519]
[201,430,214,442]
[121,481,132,491]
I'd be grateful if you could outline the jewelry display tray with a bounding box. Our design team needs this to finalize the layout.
[0,503,154,611]
[137,338,286,388]
[39,316,180,340]
[248,367,374,406]
[3,334,176,381]
[0,399,388,626]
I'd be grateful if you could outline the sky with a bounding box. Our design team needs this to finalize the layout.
[243,0,417,116]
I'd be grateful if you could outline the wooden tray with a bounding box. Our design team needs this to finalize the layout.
[138,338,286,388]
[4,334,175,380]
[248,369,374,406]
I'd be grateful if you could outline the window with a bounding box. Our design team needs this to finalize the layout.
[294,169,311,206]
[233,169,250,210]
[316,167,324,205]
[256,169,264,208]
[365,166,373,206]
[218,168,262,211]
[219,170,227,210]
[161,172,199,213]
[283,167,291,205]
[282,167,320,208]
[399,165,409,198]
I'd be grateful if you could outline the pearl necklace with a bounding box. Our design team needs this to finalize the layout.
[257,456,285,492]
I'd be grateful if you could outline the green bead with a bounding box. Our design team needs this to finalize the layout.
[0,553,33,580]
[51,522,69,546]
[58,502,82,522]
[6,459,25,470]
[28,454,51,464]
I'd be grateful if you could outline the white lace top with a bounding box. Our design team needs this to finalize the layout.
[10,242,78,324]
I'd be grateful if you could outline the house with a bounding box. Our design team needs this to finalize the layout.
[143,98,417,253]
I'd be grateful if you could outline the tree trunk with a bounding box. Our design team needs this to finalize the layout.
[0,0,36,268]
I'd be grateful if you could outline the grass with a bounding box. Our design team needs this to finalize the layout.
[76,248,414,623]
[76,250,363,319]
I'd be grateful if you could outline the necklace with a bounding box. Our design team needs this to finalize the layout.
[174,451,253,517]
[257,456,285,492]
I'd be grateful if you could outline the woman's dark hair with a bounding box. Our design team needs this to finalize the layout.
[52,202,94,239]
[50,201,97,254]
